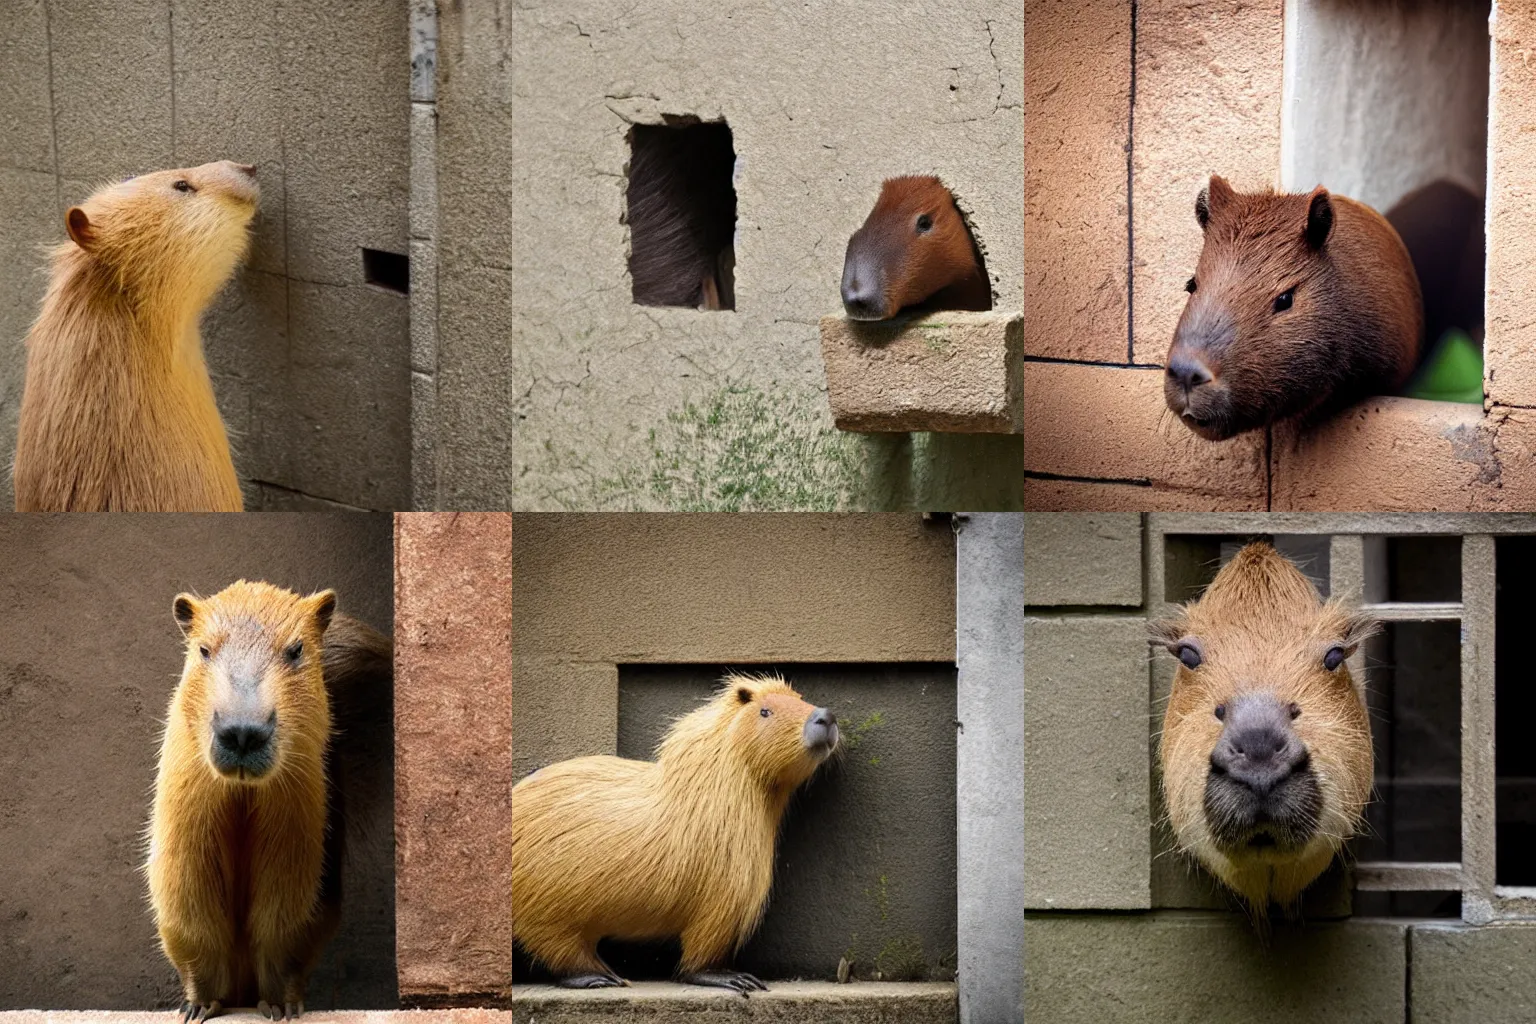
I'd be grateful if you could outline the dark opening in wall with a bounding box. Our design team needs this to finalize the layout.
[1496,538,1536,886]
[626,120,737,311]
[362,248,410,294]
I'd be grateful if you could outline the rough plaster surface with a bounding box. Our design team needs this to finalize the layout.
[1022,361,1267,507]
[819,313,1023,433]
[0,515,395,1009]
[0,1015,507,1024]
[509,983,957,1024]
[1411,924,1536,1022]
[0,0,409,510]
[1023,513,1143,605]
[433,1,1022,510]
[394,513,512,1002]
[1024,914,1407,1023]
[1024,0,1132,363]
[605,665,957,983]
[1283,0,1489,213]
[1023,616,1151,909]
[1023,477,1257,510]
[1131,0,1285,366]
[1488,1,1536,409]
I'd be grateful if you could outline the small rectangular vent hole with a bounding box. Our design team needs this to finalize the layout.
[362,248,410,294]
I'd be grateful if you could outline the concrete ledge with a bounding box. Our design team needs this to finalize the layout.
[510,982,957,1023]
[819,312,1022,433]
[0,1014,508,1023]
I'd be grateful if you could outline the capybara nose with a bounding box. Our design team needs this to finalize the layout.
[1167,352,1214,392]
[810,707,836,728]
[212,710,277,774]
[1209,700,1307,798]
[841,257,886,320]
[803,707,839,754]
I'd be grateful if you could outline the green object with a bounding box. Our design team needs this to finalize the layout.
[1405,328,1483,404]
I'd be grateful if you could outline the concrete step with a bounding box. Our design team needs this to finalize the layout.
[511,982,958,1023]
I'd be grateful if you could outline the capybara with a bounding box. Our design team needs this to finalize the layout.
[14,160,259,511]
[841,175,991,320]
[1151,542,1376,915]
[1165,175,1423,440]
[627,122,737,310]
[511,673,839,995]
[147,581,392,1021]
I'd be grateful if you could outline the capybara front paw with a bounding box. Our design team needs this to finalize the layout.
[557,973,626,989]
[680,970,768,996]
[178,1000,224,1023]
[258,999,303,1020]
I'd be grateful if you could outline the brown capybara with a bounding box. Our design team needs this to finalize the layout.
[512,673,839,995]
[627,122,737,310]
[14,160,259,512]
[147,581,392,1022]
[1150,543,1376,916]
[841,176,991,320]
[1165,175,1423,440]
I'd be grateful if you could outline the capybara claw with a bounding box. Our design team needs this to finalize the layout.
[558,973,625,989]
[680,970,768,996]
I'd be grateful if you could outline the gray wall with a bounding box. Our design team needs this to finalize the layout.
[2,0,410,511]
[0,513,396,1009]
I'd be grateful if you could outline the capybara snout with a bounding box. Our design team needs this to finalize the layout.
[802,706,838,756]
[1203,693,1322,852]
[841,175,990,320]
[210,709,278,778]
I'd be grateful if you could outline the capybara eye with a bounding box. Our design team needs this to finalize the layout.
[1324,646,1345,671]
[198,645,210,660]
[915,214,933,233]
[284,640,303,663]
[1215,703,1226,721]
[1289,702,1302,720]
[1273,289,1294,313]
[1185,277,1197,294]
[172,180,195,193]
[759,707,771,718]
[1177,644,1202,670]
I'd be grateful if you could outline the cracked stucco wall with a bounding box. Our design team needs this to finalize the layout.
[430,0,1022,510]
[1,0,410,511]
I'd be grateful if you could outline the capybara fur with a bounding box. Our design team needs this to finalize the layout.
[1151,543,1376,917]
[1165,175,1423,440]
[147,580,393,1021]
[627,122,737,311]
[14,160,259,511]
[841,175,991,321]
[511,673,839,995]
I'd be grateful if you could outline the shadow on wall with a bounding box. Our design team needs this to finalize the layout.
[0,514,397,1009]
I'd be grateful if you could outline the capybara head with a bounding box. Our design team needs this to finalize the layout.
[1151,543,1376,911]
[841,176,990,320]
[172,581,334,784]
[65,160,259,307]
[1165,175,1421,441]
[661,673,839,790]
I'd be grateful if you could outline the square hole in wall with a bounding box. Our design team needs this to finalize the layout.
[362,247,410,294]
[626,120,738,311]
[1284,1,1488,400]
[1496,538,1536,885]
[1385,535,1462,602]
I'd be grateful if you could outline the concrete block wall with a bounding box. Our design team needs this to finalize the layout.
[1023,0,1536,511]
[1,0,410,511]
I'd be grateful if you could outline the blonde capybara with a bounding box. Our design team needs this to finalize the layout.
[147,581,392,1022]
[1151,543,1376,916]
[512,673,839,994]
[14,160,259,511]
[1165,175,1423,440]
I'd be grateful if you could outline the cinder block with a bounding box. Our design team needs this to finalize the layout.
[1024,478,1249,511]
[1130,0,1285,365]
[1270,397,1536,510]
[395,512,512,1002]
[1487,0,1536,408]
[1024,616,1150,909]
[1024,0,1131,363]
[512,658,618,780]
[1023,513,1142,606]
[1025,914,1407,1024]
[1411,923,1536,1023]
[1022,361,1267,508]
[410,102,438,242]
[819,312,1023,434]
[411,370,436,512]
[0,0,56,174]
[202,268,289,488]
[510,982,957,1024]
[410,238,438,374]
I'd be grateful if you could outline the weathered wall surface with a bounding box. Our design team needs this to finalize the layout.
[0,514,395,1010]
[429,1,1022,510]
[1,0,410,511]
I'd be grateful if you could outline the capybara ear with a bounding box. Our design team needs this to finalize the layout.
[1305,187,1334,249]
[1198,175,1236,230]
[306,589,337,635]
[1147,617,1188,654]
[1338,609,1380,657]
[1195,189,1211,230]
[173,594,199,635]
[65,207,95,250]
[735,683,755,704]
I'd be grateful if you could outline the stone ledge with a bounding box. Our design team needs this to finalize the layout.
[0,1014,508,1023]
[819,312,1022,433]
[511,982,957,1023]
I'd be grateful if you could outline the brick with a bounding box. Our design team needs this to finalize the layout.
[1487,0,1536,408]
[1022,361,1267,507]
[395,513,512,1002]
[1023,478,1249,511]
[1023,513,1142,606]
[1270,398,1536,510]
[1025,914,1406,1024]
[1130,0,1285,365]
[0,0,55,174]
[819,312,1022,434]
[1024,0,1131,362]
[1024,616,1150,909]
[1411,923,1536,1023]
[510,982,957,1024]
